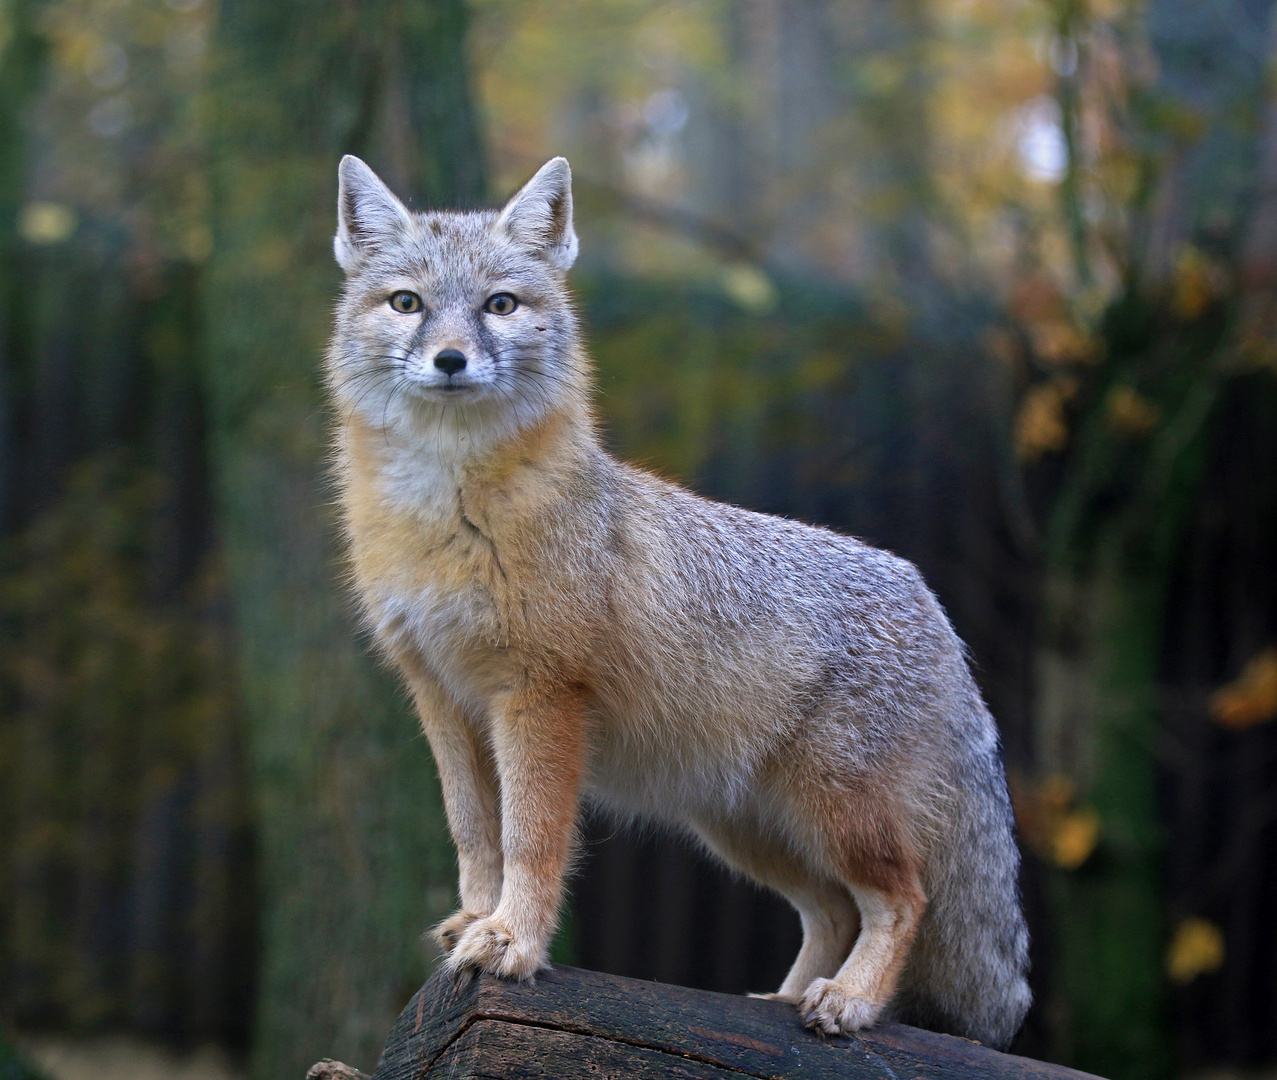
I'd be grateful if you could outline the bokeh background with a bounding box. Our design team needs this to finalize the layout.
[1,1,1276,1079]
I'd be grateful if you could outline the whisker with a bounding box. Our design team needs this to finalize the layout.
[382,376,410,443]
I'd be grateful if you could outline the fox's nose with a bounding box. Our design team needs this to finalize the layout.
[434,349,467,376]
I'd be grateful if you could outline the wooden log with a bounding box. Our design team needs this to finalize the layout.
[362,964,1102,1080]
[307,1061,371,1080]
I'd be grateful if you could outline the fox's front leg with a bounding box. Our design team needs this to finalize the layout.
[411,680,503,954]
[447,684,586,981]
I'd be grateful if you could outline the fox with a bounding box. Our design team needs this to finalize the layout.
[325,154,1032,1049]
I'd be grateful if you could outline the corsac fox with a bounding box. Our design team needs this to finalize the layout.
[325,155,1031,1048]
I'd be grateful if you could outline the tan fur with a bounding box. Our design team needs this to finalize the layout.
[324,155,1031,1047]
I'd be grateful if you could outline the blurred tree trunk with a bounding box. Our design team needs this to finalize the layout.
[1035,529,1196,1079]
[0,0,43,1013]
[203,2,485,1077]
[0,0,42,533]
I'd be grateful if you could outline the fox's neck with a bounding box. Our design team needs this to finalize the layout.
[343,396,601,526]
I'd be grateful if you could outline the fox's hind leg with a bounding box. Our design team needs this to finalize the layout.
[693,820,859,1002]
[770,884,860,1002]
[801,879,925,1033]
[798,786,927,1035]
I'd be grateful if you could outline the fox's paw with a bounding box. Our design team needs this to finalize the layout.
[445,915,545,981]
[748,991,800,1003]
[430,910,483,953]
[799,978,882,1036]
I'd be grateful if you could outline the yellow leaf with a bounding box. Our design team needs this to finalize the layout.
[1050,807,1101,869]
[1012,774,1100,869]
[1015,383,1069,460]
[1028,319,1096,365]
[719,264,776,313]
[1211,647,1277,730]
[18,202,77,245]
[1106,385,1160,437]
[1171,247,1227,321]
[1166,918,1225,984]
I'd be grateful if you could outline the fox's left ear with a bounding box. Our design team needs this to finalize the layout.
[497,157,578,271]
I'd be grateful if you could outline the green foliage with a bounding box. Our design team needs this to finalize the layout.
[1045,285,1228,575]
[0,454,249,1028]
[585,276,868,488]
[580,271,986,520]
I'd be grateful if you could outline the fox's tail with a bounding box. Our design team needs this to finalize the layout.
[891,691,1032,1051]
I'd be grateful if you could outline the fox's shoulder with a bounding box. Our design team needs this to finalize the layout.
[608,458,928,592]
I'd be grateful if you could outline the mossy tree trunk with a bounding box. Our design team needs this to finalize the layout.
[1034,290,1225,1078]
[203,3,485,1076]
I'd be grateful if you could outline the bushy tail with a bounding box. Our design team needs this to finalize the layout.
[891,695,1032,1051]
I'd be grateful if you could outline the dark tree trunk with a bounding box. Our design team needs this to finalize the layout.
[203,3,486,1076]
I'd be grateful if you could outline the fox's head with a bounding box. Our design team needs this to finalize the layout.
[327,156,586,446]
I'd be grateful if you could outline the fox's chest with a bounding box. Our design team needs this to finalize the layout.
[356,529,519,708]
[354,513,507,638]
[341,444,606,701]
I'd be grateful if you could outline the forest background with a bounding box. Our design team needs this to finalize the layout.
[1,1,1275,1079]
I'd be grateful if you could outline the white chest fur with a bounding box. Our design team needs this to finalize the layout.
[343,435,515,704]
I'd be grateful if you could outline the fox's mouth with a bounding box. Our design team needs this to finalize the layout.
[407,375,479,395]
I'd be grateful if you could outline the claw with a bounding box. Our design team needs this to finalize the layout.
[446,914,545,981]
[799,978,882,1036]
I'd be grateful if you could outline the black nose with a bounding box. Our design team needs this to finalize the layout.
[434,349,467,376]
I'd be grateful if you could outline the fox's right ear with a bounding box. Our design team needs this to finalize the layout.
[334,155,413,272]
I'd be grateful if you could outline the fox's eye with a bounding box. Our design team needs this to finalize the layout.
[389,291,422,314]
[484,293,518,316]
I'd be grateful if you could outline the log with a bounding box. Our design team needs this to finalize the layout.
[352,964,1101,1080]
[306,1062,371,1080]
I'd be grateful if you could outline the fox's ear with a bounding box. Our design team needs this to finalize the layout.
[497,157,578,271]
[334,155,413,272]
